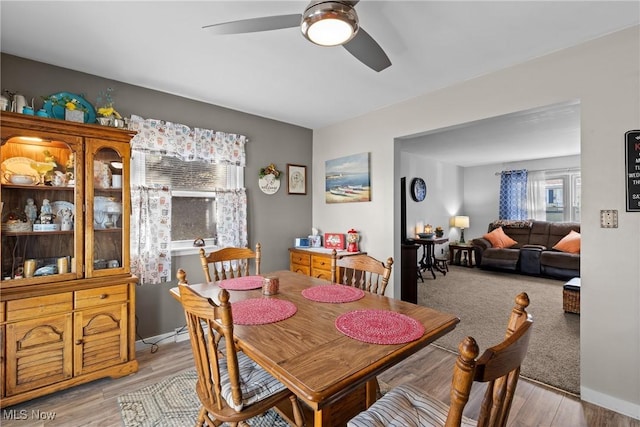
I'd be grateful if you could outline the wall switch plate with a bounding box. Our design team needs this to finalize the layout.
[600,210,618,228]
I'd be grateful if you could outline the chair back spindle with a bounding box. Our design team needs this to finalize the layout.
[331,250,393,295]
[199,243,261,282]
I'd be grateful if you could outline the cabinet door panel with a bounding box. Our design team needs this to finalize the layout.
[85,139,131,278]
[5,314,73,396]
[73,303,128,376]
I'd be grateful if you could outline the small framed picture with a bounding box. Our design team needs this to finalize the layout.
[324,233,345,250]
[287,164,307,195]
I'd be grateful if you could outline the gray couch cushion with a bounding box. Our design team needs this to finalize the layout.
[480,248,520,270]
[540,250,580,270]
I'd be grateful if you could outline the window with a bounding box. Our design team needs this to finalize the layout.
[131,153,244,247]
[543,171,580,222]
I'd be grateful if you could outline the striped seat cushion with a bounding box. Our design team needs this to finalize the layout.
[348,384,476,427]
[219,351,286,411]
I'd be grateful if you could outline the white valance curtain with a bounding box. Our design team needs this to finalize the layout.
[127,115,248,284]
[128,114,247,166]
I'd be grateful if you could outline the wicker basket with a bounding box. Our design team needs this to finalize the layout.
[563,288,580,314]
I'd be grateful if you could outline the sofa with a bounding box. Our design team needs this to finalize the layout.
[471,220,580,280]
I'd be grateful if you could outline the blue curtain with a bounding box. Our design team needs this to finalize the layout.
[499,170,528,220]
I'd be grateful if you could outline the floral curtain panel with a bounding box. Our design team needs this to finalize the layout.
[216,189,248,248]
[499,169,528,220]
[130,185,171,284]
[128,115,246,166]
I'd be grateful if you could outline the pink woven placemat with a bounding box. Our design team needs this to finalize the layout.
[302,285,365,303]
[232,298,297,325]
[335,309,425,345]
[218,275,263,290]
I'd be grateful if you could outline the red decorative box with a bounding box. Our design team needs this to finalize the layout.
[324,233,345,250]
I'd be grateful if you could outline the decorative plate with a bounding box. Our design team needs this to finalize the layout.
[258,173,280,195]
[43,92,96,124]
[411,177,426,202]
[1,157,40,184]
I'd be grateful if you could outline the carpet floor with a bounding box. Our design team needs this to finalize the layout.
[418,266,580,395]
[118,369,289,427]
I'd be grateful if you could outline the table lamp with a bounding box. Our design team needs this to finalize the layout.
[451,216,470,243]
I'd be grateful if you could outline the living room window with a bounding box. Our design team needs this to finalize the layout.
[539,170,581,222]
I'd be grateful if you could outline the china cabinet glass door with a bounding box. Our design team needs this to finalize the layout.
[85,138,130,278]
[1,133,83,285]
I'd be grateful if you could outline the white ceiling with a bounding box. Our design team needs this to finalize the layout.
[400,100,582,167]
[1,1,638,132]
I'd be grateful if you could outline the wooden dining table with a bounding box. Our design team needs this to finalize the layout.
[170,269,459,427]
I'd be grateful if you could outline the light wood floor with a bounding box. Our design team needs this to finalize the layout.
[1,340,638,427]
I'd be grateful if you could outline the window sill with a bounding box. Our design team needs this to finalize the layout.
[171,240,217,257]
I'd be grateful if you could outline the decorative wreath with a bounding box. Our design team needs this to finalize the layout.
[259,163,282,180]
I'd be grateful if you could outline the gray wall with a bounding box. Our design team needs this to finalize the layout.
[1,53,313,339]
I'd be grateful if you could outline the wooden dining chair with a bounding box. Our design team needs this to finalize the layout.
[199,242,261,282]
[348,292,533,427]
[176,269,304,427]
[331,250,394,295]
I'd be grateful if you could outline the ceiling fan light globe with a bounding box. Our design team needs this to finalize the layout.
[307,19,354,46]
[301,1,358,47]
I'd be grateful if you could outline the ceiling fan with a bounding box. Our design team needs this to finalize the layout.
[202,1,391,72]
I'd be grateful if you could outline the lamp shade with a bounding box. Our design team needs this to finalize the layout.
[451,216,469,229]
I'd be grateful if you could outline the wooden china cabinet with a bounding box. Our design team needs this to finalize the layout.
[0,112,138,407]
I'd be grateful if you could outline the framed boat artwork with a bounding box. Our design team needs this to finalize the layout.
[325,152,371,203]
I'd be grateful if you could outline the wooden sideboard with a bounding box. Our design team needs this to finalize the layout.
[289,247,364,281]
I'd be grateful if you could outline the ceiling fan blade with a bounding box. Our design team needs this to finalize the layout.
[203,14,302,35]
[343,27,391,72]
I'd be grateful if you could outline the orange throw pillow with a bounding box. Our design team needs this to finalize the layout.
[483,227,517,248]
[553,230,581,254]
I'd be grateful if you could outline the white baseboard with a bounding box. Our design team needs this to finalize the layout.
[581,386,640,420]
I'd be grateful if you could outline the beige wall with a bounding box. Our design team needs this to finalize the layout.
[312,26,640,418]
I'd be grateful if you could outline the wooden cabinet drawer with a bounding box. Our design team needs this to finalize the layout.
[75,284,128,309]
[7,293,73,322]
[311,255,332,272]
[291,264,310,276]
[290,252,311,266]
